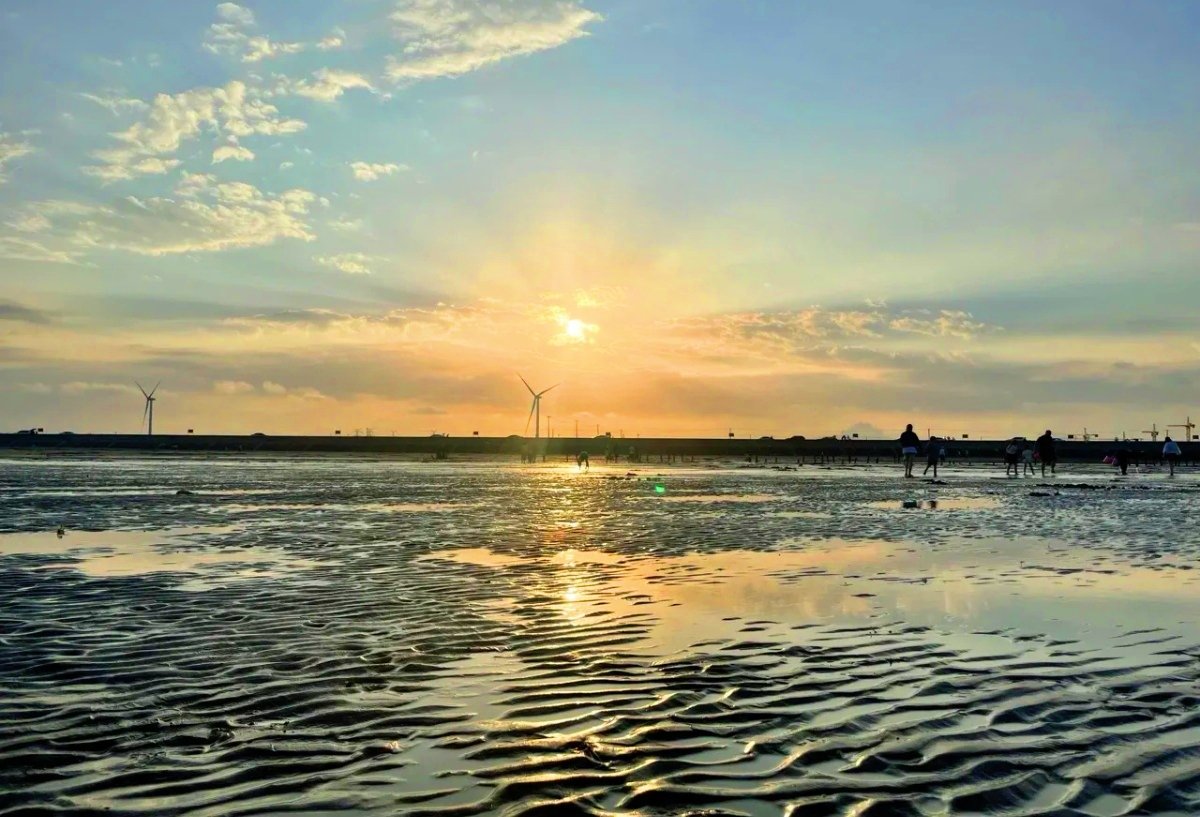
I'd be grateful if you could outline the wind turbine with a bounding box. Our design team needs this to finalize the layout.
[137,382,160,436]
[519,375,557,438]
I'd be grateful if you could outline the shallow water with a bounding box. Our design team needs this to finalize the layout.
[1,456,1199,815]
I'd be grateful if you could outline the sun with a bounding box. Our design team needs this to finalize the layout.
[564,318,586,340]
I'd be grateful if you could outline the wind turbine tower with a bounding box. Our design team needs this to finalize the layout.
[137,382,160,436]
[519,375,557,438]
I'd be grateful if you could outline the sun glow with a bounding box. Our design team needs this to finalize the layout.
[565,318,586,340]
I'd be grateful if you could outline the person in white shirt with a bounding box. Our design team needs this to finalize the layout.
[1163,436,1182,476]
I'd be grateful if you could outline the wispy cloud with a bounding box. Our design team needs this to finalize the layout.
[315,252,376,275]
[328,216,364,233]
[83,81,305,180]
[0,235,82,264]
[316,28,346,51]
[212,141,255,163]
[214,379,255,394]
[204,2,305,63]
[6,174,316,259]
[80,91,150,116]
[60,381,141,395]
[0,132,35,184]
[274,68,375,102]
[349,161,406,181]
[386,0,601,82]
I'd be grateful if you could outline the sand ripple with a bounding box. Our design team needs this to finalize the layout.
[2,458,1199,815]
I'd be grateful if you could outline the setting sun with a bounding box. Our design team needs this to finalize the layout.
[564,318,586,340]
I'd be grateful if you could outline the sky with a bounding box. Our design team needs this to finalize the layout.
[1,0,1198,440]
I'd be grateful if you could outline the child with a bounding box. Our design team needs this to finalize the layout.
[1022,445,1035,476]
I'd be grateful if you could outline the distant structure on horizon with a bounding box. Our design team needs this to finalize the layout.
[136,382,160,436]
[519,375,557,439]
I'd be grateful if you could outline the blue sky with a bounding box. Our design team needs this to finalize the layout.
[1,1,1198,438]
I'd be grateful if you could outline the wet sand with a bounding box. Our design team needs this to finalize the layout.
[2,456,1199,815]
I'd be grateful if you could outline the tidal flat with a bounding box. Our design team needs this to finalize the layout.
[2,455,1198,816]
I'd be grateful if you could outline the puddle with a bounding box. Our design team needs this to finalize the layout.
[658,493,779,504]
[220,501,468,513]
[420,548,528,568]
[0,528,320,589]
[419,539,1200,649]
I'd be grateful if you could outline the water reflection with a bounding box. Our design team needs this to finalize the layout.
[0,528,319,588]
[423,536,1200,648]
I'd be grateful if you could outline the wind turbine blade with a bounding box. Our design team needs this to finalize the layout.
[538,383,559,397]
[518,374,535,396]
[525,398,536,434]
[136,381,149,399]
[142,399,149,427]
[149,381,161,398]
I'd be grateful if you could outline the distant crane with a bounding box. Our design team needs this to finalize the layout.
[1168,416,1196,442]
[136,382,160,436]
[519,375,557,438]
[1070,427,1100,442]
[1142,423,1160,442]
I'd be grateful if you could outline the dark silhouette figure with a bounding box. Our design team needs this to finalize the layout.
[1036,430,1057,477]
[1115,447,1132,476]
[923,437,940,478]
[577,450,590,471]
[899,424,920,478]
[1163,436,1182,476]
[1004,438,1020,477]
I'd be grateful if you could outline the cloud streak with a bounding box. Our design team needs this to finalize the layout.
[315,253,376,275]
[386,0,601,82]
[0,133,34,184]
[350,161,406,181]
[3,175,316,259]
[205,2,305,63]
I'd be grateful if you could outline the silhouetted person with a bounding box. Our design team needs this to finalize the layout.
[1022,443,1035,476]
[1115,447,1132,476]
[1036,430,1057,477]
[899,424,920,478]
[1163,436,1182,476]
[1004,438,1020,477]
[577,450,590,471]
[923,437,940,478]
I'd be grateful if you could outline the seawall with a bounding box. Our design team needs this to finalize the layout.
[0,433,1194,464]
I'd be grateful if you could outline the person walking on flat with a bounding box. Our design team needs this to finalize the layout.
[1004,438,1020,477]
[900,424,921,478]
[923,437,941,478]
[1022,443,1036,476]
[1036,430,1057,477]
[1163,436,1182,476]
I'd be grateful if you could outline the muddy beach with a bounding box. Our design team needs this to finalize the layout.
[2,456,1199,816]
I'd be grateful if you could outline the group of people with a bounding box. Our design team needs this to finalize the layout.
[901,425,1059,479]
[1103,437,1184,476]
[1001,433,1058,477]
[900,426,1059,479]
[900,424,1186,478]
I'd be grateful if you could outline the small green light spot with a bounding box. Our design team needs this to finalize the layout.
[654,484,666,494]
